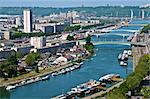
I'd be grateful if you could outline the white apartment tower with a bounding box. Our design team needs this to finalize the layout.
[130,10,133,20]
[142,9,145,19]
[23,9,32,33]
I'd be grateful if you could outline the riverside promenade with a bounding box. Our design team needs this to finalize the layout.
[0,62,74,88]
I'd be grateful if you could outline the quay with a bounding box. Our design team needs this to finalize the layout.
[0,62,75,88]
[82,80,125,99]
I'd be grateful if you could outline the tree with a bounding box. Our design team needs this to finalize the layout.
[16,52,23,59]
[141,24,150,33]
[85,35,91,44]
[25,54,36,66]
[140,87,150,98]
[7,55,18,65]
[106,54,150,98]
[64,25,81,31]
[66,35,74,41]
[3,65,18,78]
[25,53,41,66]
[35,66,39,73]
[84,43,94,54]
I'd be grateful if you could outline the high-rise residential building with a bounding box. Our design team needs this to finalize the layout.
[142,9,145,19]
[15,16,22,27]
[23,9,32,33]
[130,10,133,20]
[30,37,46,48]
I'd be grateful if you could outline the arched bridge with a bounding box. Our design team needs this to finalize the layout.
[93,33,131,37]
[110,29,139,33]
[127,24,148,26]
[79,40,146,46]
[92,41,131,46]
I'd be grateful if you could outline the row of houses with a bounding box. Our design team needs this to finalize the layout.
[0,41,77,59]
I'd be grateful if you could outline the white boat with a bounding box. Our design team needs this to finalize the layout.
[61,69,66,74]
[118,53,122,60]
[120,61,127,66]
[69,67,75,71]
[65,68,70,72]
[74,64,81,69]
[127,50,132,56]
[21,80,26,85]
[26,79,34,84]
[51,94,67,99]
[6,85,16,90]
[80,62,84,65]
[51,72,58,76]
[35,77,42,82]
[99,74,120,82]
[123,50,128,54]
[120,61,124,66]
[41,75,49,81]
[124,54,128,59]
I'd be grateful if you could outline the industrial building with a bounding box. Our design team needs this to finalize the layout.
[35,23,66,34]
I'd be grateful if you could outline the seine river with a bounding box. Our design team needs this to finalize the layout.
[0,19,150,99]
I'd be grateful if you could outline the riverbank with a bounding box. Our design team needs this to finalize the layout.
[0,63,70,88]
[132,46,147,71]
[82,80,125,99]
[0,50,93,88]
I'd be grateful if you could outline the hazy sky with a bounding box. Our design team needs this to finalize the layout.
[0,0,149,7]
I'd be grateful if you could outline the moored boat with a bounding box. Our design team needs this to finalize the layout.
[51,94,67,99]
[120,61,127,66]
[127,50,132,56]
[99,74,120,83]
[41,75,50,81]
[118,53,122,60]
[6,85,16,90]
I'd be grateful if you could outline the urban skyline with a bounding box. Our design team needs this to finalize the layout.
[0,0,149,7]
[0,1,150,99]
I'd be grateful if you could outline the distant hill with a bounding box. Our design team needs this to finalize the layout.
[0,6,149,17]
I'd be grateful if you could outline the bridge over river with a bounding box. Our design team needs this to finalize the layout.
[79,40,146,46]
[93,33,131,37]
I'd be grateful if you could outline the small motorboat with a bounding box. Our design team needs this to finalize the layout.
[120,61,127,66]
[6,85,16,90]
[118,53,122,60]
[51,72,58,76]
[127,50,132,56]
[41,75,49,81]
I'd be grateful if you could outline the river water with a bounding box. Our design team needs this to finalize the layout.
[0,19,149,99]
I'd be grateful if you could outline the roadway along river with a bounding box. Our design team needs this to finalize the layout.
[0,19,149,99]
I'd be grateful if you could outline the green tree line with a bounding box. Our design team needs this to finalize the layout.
[107,54,150,99]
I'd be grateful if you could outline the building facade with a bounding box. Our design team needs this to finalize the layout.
[23,9,32,33]
[30,36,46,48]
